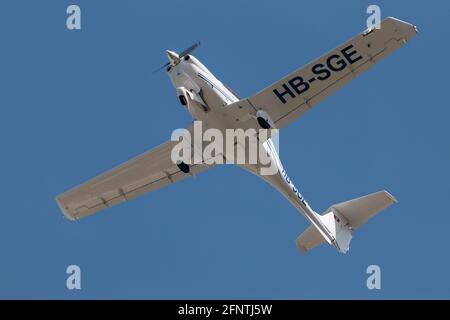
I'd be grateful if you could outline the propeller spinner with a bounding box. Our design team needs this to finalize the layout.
[153,42,200,73]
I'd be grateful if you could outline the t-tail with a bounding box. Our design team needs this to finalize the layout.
[296,190,397,254]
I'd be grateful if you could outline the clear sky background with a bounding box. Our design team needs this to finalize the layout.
[0,0,448,299]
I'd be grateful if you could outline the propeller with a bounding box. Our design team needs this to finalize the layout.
[178,41,200,58]
[153,42,200,73]
[153,62,170,73]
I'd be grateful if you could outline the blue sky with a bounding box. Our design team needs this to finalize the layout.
[0,0,449,299]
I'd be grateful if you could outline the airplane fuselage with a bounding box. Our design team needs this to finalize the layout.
[167,54,340,250]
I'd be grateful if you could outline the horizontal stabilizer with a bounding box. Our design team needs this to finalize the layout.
[296,225,327,254]
[296,190,397,254]
[327,190,397,229]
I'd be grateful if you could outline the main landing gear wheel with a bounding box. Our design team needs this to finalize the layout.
[257,116,271,129]
[176,161,190,173]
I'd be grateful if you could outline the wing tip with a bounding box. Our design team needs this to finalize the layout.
[381,190,398,204]
[56,196,77,221]
[384,16,418,40]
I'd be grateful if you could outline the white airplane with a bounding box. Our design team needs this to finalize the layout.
[57,17,417,254]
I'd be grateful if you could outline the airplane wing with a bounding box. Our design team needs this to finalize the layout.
[56,126,214,220]
[225,17,417,130]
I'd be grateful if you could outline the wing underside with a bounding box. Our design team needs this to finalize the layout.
[225,17,417,130]
[56,129,214,220]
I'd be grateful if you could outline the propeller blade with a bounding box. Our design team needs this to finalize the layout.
[179,41,200,58]
[152,62,170,74]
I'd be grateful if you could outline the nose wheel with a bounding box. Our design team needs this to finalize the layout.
[179,95,187,106]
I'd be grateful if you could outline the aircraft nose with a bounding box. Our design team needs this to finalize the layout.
[166,50,180,65]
